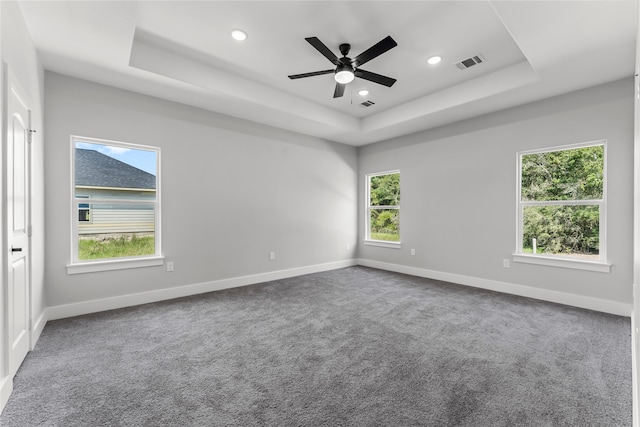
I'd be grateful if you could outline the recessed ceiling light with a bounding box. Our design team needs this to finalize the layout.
[231,30,247,41]
[427,56,442,65]
[358,89,369,97]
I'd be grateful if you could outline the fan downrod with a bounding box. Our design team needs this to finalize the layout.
[339,43,351,57]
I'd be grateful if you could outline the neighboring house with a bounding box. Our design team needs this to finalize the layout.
[75,148,156,235]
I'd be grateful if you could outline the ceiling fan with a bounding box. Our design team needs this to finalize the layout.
[288,36,398,98]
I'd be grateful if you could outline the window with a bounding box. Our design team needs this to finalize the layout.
[514,141,608,272]
[68,136,163,274]
[78,195,90,222]
[365,171,400,248]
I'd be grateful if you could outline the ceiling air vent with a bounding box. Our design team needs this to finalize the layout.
[455,54,486,70]
[361,100,376,107]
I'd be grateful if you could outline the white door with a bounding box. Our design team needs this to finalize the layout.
[6,70,31,377]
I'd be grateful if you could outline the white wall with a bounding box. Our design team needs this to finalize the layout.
[358,78,634,314]
[44,74,634,315]
[44,72,358,310]
[0,0,45,408]
[633,4,640,424]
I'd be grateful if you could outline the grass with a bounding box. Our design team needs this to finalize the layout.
[79,235,155,260]
[521,246,599,259]
[371,232,400,242]
[521,247,541,254]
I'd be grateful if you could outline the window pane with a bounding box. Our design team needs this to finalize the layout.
[370,208,400,241]
[74,141,157,200]
[521,145,603,201]
[522,205,599,258]
[77,202,155,260]
[370,173,400,206]
[78,208,90,222]
[78,195,90,222]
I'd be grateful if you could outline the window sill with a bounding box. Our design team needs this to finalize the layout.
[67,256,165,275]
[363,240,402,249]
[512,253,610,273]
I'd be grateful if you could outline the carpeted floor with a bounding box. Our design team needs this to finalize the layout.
[0,266,632,426]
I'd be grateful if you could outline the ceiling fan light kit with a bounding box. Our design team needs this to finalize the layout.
[335,67,355,84]
[288,36,398,98]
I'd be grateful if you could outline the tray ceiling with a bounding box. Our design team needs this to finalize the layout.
[18,1,637,146]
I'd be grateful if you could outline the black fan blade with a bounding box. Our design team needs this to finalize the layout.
[355,69,396,87]
[333,83,346,98]
[288,69,335,80]
[305,37,340,65]
[352,36,397,67]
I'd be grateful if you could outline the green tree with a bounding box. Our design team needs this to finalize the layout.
[370,173,400,240]
[521,145,603,256]
[521,145,603,201]
[523,206,599,255]
[370,173,400,206]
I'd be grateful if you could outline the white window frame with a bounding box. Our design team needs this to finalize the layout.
[513,140,610,273]
[364,170,401,249]
[67,136,163,274]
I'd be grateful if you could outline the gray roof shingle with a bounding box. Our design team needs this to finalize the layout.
[75,148,156,190]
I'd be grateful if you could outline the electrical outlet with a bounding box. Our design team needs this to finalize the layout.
[410,248,416,256]
[503,259,510,269]
[166,261,174,272]
[269,252,275,261]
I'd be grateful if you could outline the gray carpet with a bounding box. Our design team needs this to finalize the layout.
[0,266,632,426]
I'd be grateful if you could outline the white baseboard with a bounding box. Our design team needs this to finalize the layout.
[632,313,638,427]
[0,375,13,415]
[48,258,630,320]
[47,259,357,321]
[357,258,632,317]
[31,310,48,350]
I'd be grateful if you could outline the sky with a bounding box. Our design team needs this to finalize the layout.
[75,141,157,175]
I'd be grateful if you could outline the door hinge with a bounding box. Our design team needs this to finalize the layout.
[28,129,36,143]
[28,225,32,238]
